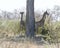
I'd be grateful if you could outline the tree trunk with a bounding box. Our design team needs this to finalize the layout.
[26,0,35,38]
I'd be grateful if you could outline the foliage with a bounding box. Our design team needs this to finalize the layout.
[0,20,21,36]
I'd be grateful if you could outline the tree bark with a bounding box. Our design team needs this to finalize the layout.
[26,0,35,38]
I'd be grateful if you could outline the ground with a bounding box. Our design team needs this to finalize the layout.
[0,38,59,48]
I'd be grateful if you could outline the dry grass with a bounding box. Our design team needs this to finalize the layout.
[0,40,59,48]
[0,20,60,48]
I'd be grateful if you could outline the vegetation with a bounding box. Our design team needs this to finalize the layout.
[0,19,60,43]
[0,20,21,37]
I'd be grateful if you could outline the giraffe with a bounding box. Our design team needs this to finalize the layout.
[35,11,49,33]
[20,12,25,30]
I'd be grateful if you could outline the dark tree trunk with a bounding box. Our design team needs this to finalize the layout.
[26,0,35,38]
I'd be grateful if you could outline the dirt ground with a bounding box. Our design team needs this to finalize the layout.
[0,40,59,48]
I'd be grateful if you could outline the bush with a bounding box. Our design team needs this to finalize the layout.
[0,20,21,36]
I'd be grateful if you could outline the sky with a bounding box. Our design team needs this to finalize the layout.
[0,0,60,12]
